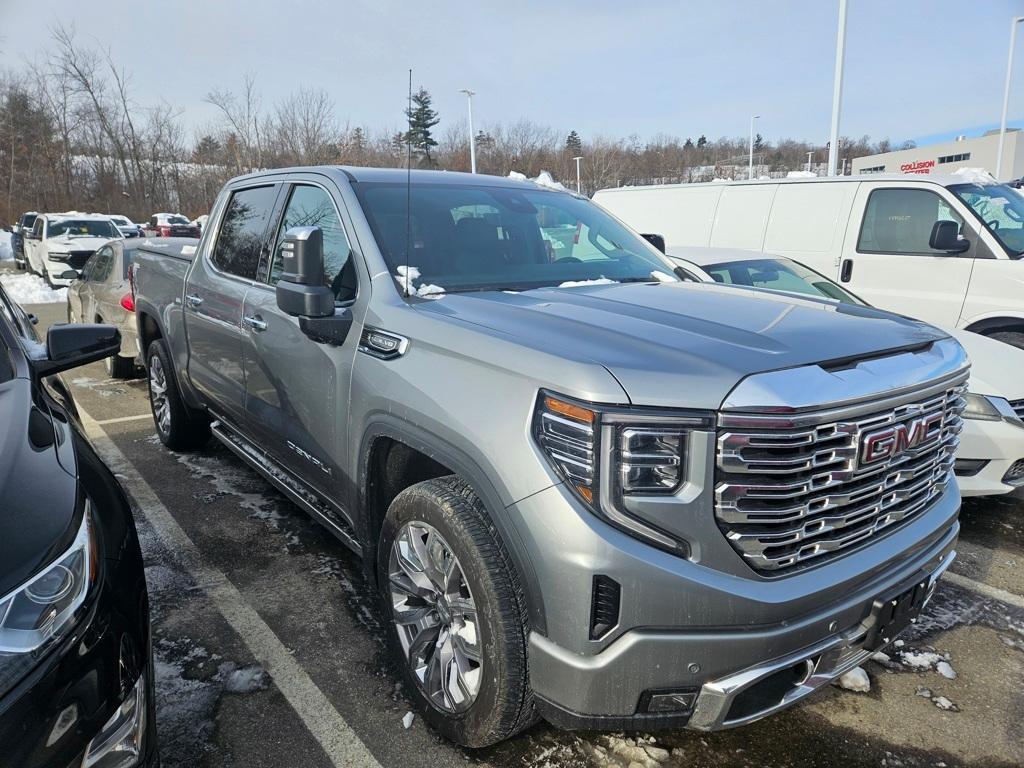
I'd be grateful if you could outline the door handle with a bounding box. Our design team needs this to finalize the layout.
[184,293,204,309]
[242,314,268,332]
[840,259,854,283]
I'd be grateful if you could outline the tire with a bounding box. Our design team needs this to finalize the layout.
[105,352,137,379]
[987,330,1024,351]
[146,338,210,450]
[378,476,536,747]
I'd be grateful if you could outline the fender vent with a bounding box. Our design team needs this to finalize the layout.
[590,575,621,640]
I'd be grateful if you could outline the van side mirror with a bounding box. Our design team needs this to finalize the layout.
[641,233,666,253]
[29,324,121,377]
[929,220,969,254]
[275,226,334,318]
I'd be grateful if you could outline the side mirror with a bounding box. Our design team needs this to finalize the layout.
[641,233,666,253]
[929,220,969,254]
[275,226,334,318]
[29,324,121,377]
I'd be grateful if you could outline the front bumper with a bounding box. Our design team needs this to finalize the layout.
[515,481,960,729]
[0,553,157,767]
[956,415,1024,496]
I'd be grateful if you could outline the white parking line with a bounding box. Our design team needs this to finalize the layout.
[94,413,153,426]
[943,571,1024,610]
[77,407,383,768]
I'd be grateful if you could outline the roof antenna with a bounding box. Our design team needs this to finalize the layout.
[404,68,412,298]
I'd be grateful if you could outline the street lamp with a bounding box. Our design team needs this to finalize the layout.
[459,88,477,174]
[996,16,1024,180]
[806,151,814,173]
[748,115,760,180]
[827,0,848,176]
[573,155,583,194]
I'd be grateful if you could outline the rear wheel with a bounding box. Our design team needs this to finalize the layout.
[378,476,535,747]
[987,330,1024,351]
[146,338,210,450]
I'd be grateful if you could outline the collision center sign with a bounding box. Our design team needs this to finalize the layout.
[900,160,935,174]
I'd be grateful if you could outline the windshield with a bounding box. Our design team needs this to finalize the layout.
[353,182,676,293]
[704,257,867,305]
[47,219,119,239]
[109,216,130,226]
[167,215,190,225]
[950,183,1024,257]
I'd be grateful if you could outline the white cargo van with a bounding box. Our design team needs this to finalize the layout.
[594,174,1024,348]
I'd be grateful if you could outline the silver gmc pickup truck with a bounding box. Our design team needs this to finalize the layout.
[131,167,968,746]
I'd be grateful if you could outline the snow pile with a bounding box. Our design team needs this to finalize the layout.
[936,660,957,680]
[508,169,569,191]
[650,270,676,283]
[710,177,731,183]
[835,666,871,693]
[558,277,616,288]
[787,170,818,178]
[0,272,68,304]
[392,265,444,300]
[401,711,415,729]
[0,231,12,261]
[507,171,528,182]
[952,167,997,185]
[933,695,958,711]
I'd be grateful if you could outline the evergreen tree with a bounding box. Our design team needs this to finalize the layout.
[475,130,495,150]
[404,87,440,166]
[683,137,694,149]
[565,130,582,152]
[696,135,707,149]
[754,133,764,152]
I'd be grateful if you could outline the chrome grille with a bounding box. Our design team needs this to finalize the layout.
[715,381,966,574]
[1010,399,1024,421]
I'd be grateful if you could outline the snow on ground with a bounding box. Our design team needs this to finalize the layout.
[401,711,415,729]
[0,272,67,304]
[835,666,871,693]
[0,231,12,261]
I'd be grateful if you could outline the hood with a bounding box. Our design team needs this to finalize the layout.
[0,379,79,597]
[48,234,111,249]
[950,329,1024,400]
[414,281,948,409]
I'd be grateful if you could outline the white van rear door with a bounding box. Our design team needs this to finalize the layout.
[838,182,973,328]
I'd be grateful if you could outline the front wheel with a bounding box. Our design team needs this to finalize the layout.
[378,476,536,747]
[987,330,1024,351]
[146,339,210,450]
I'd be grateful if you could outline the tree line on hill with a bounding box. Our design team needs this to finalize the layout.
[0,26,914,223]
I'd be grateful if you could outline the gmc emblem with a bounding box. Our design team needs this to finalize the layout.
[860,412,943,466]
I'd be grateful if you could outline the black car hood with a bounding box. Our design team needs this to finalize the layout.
[0,379,79,597]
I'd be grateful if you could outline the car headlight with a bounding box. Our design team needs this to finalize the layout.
[533,390,710,553]
[962,393,1004,421]
[0,509,95,668]
[47,250,71,262]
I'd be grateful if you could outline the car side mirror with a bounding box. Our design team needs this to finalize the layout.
[275,226,334,318]
[641,233,666,253]
[929,220,969,254]
[29,324,121,377]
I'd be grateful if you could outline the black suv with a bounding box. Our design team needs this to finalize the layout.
[0,288,157,767]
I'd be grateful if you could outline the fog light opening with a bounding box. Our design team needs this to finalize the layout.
[640,688,699,715]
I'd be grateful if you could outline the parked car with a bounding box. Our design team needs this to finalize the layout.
[22,213,123,286]
[0,283,157,767]
[665,246,1024,498]
[11,211,38,270]
[109,214,144,239]
[191,214,209,232]
[68,238,198,378]
[144,213,200,238]
[132,167,966,746]
[594,173,1024,348]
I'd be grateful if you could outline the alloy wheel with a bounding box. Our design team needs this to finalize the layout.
[389,521,482,713]
[149,355,171,436]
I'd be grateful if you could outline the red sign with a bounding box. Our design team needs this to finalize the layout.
[900,160,935,174]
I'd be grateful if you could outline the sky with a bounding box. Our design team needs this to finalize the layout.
[1,0,1022,147]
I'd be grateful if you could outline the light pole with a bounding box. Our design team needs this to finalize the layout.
[748,115,760,180]
[573,155,583,194]
[806,151,814,173]
[827,0,848,176]
[996,16,1024,180]
[459,88,477,174]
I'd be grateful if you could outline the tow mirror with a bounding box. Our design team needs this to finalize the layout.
[275,226,353,346]
[641,233,666,253]
[29,324,121,377]
[929,220,969,254]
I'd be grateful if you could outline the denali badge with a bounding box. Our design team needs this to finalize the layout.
[860,413,943,466]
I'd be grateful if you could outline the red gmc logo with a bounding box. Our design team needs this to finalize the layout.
[860,413,944,466]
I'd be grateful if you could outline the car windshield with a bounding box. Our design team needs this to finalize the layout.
[703,257,867,305]
[950,183,1024,257]
[48,219,119,238]
[353,181,677,293]
[167,215,190,225]
[109,216,130,226]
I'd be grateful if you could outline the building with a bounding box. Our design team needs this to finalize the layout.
[850,129,1024,181]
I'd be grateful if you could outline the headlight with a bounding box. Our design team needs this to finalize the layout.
[0,510,95,659]
[962,393,1003,421]
[533,390,710,552]
[47,251,71,262]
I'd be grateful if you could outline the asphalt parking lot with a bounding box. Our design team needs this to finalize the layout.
[17,293,1024,768]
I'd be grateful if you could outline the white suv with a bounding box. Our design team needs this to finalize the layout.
[23,213,123,286]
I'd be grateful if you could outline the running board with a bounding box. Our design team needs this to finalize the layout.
[209,420,362,555]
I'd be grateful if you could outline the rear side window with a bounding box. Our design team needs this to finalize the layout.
[857,188,964,255]
[212,185,278,280]
[269,184,355,302]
